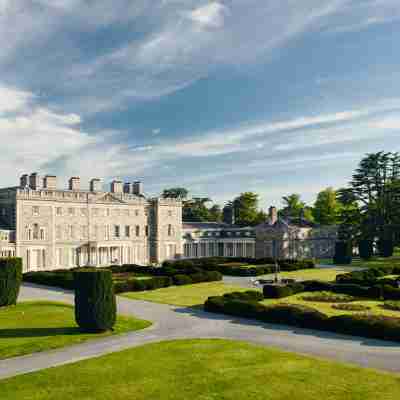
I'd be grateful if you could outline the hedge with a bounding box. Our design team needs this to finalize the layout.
[0,258,23,307]
[164,258,316,277]
[263,283,305,299]
[377,240,394,258]
[204,294,400,342]
[74,269,116,332]
[334,241,352,265]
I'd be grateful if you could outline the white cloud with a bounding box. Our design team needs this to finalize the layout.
[369,115,400,130]
[188,2,227,28]
[0,85,33,113]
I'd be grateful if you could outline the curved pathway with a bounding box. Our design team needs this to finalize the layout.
[1,283,400,380]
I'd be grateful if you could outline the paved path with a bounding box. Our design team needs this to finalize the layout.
[1,283,400,380]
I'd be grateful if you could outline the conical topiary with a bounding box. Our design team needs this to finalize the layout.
[0,258,23,307]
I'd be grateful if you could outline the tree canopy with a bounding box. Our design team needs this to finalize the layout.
[312,187,341,225]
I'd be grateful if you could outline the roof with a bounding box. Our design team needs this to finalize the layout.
[183,222,252,231]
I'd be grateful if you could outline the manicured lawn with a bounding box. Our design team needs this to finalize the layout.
[261,267,354,282]
[121,282,251,307]
[262,292,400,317]
[2,339,400,400]
[0,301,151,360]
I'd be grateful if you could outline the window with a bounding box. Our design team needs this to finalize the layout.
[105,225,110,240]
[145,225,149,237]
[81,225,88,239]
[55,225,62,240]
[1,208,6,217]
[33,224,39,240]
[167,224,173,236]
[27,228,32,241]
[69,225,75,240]
[68,208,74,216]
[135,210,139,216]
[80,208,86,216]
[114,225,120,238]
[125,225,130,237]
[106,208,110,217]
[168,210,172,217]
[135,225,140,237]
[32,206,39,216]
[56,207,62,216]
[92,208,98,217]
[40,228,45,240]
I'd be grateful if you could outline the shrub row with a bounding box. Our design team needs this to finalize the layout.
[0,258,23,307]
[336,267,400,285]
[262,279,400,301]
[23,268,222,294]
[163,258,316,276]
[112,271,223,294]
[204,295,400,342]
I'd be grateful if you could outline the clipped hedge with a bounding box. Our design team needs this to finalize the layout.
[0,258,23,307]
[204,293,400,342]
[74,269,116,332]
[334,241,352,265]
[263,282,305,299]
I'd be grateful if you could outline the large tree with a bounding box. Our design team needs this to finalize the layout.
[349,152,400,240]
[233,192,261,226]
[312,187,341,225]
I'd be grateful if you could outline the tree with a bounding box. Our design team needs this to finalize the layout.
[349,152,400,241]
[280,194,306,219]
[183,197,212,222]
[208,204,223,222]
[233,192,260,226]
[312,187,341,225]
[0,258,22,307]
[162,188,189,199]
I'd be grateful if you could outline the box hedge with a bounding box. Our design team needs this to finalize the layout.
[204,293,400,342]
[0,257,23,307]
[74,269,116,332]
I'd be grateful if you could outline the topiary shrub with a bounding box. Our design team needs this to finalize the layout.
[358,240,374,260]
[333,241,352,265]
[301,291,356,303]
[263,284,293,299]
[377,240,394,258]
[0,258,23,307]
[173,274,193,286]
[382,301,400,311]
[223,290,264,302]
[331,303,371,312]
[74,269,116,332]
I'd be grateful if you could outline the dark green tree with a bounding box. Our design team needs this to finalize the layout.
[0,258,22,307]
[162,188,189,199]
[233,192,260,226]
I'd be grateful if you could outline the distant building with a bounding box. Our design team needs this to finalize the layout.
[0,173,337,272]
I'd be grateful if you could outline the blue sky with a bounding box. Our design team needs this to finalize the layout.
[0,1,399,210]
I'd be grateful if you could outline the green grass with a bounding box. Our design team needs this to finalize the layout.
[263,267,353,282]
[2,339,400,400]
[261,292,400,317]
[121,282,252,307]
[0,301,151,360]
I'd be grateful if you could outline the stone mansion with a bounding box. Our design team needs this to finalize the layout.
[0,173,337,272]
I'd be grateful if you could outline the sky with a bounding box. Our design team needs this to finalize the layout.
[0,0,400,210]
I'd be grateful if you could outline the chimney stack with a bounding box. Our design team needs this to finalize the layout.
[132,181,143,196]
[43,175,57,190]
[20,174,29,188]
[69,177,80,191]
[111,180,123,194]
[29,173,41,190]
[269,206,278,225]
[90,178,102,192]
[123,182,133,194]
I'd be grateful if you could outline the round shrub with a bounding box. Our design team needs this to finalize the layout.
[331,303,371,312]
[204,271,223,282]
[223,290,264,302]
[0,258,22,307]
[74,270,116,332]
[173,274,193,286]
[263,284,293,299]
[383,301,400,311]
[301,291,356,303]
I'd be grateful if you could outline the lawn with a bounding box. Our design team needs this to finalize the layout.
[2,339,400,400]
[261,267,354,282]
[261,292,400,317]
[0,301,151,360]
[121,282,251,307]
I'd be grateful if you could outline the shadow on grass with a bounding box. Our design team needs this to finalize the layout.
[0,327,84,338]
[174,305,400,348]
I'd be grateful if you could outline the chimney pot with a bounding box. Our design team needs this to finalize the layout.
[132,181,143,196]
[111,180,123,194]
[29,173,41,190]
[69,177,80,191]
[269,206,278,225]
[44,175,57,190]
[90,178,102,192]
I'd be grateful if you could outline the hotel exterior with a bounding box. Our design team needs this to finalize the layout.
[0,173,337,272]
